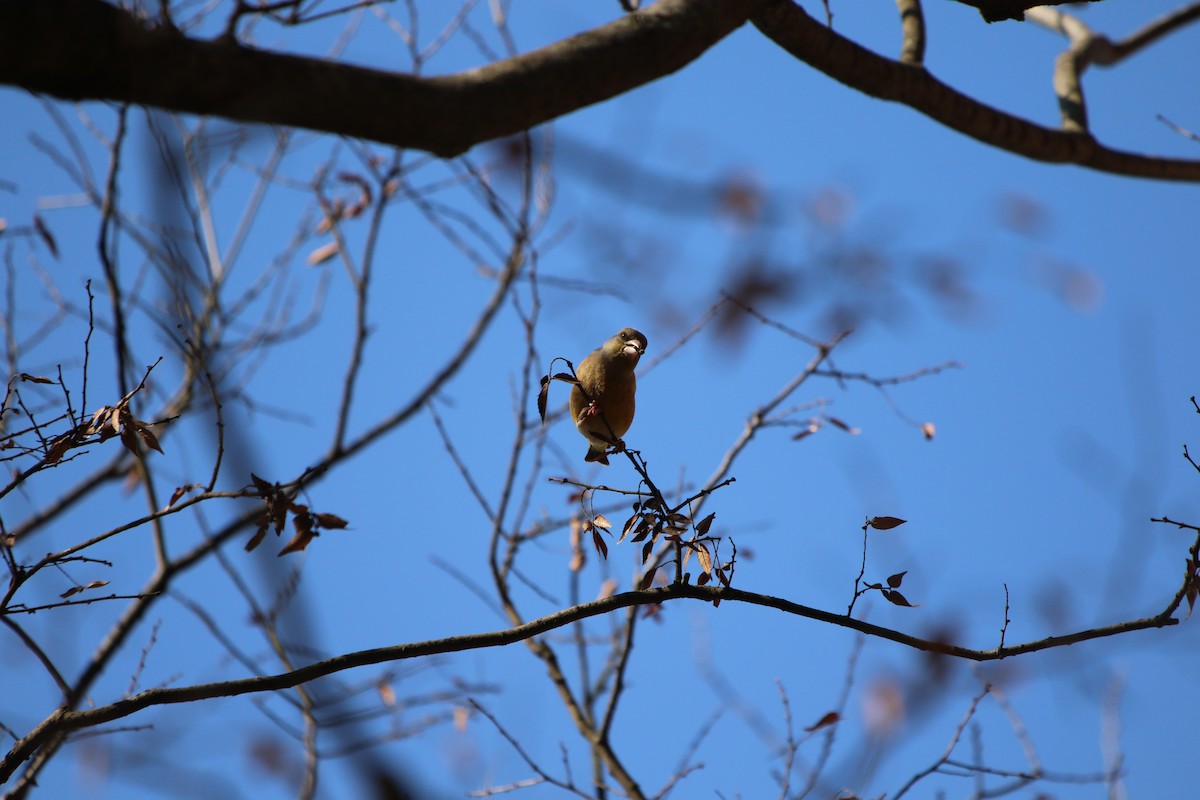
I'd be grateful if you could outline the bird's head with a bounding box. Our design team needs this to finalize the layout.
[606,327,647,363]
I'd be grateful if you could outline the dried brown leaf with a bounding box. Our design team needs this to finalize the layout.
[882,588,916,607]
[537,375,550,422]
[307,241,339,266]
[886,571,907,588]
[272,502,288,534]
[597,578,618,600]
[804,711,840,732]
[695,512,716,536]
[314,513,349,529]
[638,569,657,590]
[696,544,713,575]
[619,512,641,544]
[592,514,612,530]
[592,529,608,560]
[166,485,188,509]
[134,422,163,454]
[278,529,316,556]
[245,524,268,552]
[44,436,71,465]
[867,516,907,531]
[921,422,936,441]
[119,426,139,455]
[18,373,53,385]
[60,580,109,599]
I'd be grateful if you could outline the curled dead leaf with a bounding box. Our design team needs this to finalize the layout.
[592,529,608,560]
[537,375,550,422]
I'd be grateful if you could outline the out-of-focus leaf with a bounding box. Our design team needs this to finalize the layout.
[33,213,57,258]
[166,485,189,509]
[921,422,936,440]
[804,711,840,732]
[278,529,316,556]
[826,416,861,435]
[245,524,268,552]
[307,241,339,266]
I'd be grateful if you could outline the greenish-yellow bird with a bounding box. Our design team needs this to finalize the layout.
[569,327,647,465]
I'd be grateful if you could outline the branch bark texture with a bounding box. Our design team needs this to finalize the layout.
[0,0,765,158]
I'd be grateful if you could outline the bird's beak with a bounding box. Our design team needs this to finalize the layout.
[623,342,644,357]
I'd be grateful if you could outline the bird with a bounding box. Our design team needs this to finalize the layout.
[569,327,647,465]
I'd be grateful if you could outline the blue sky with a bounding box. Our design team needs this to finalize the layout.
[2,2,1199,798]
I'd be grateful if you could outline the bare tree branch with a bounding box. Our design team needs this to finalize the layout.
[0,0,768,158]
[750,1,1200,181]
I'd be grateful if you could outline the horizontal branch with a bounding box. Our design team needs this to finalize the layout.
[751,0,1200,182]
[1,579,1180,782]
[0,0,765,158]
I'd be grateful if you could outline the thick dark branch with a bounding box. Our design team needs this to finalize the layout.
[0,0,765,158]
[2,579,1181,781]
[751,1,1200,182]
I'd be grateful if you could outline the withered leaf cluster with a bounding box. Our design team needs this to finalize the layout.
[245,473,350,556]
